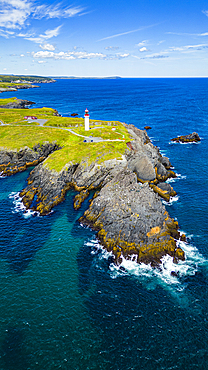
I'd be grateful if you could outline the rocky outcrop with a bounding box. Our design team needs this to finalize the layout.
[171,132,201,143]
[16,125,185,266]
[0,99,35,109]
[0,120,185,266]
[20,156,128,215]
[0,85,38,93]
[79,169,184,265]
[0,142,61,176]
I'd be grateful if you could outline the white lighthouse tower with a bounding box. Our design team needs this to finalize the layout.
[84,108,90,131]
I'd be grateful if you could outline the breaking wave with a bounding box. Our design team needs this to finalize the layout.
[9,192,39,218]
[86,236,207,295]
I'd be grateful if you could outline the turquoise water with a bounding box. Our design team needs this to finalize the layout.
[0,79,207,369]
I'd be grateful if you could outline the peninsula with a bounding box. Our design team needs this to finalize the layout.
[0,74,55,93]
[0,98,185,266]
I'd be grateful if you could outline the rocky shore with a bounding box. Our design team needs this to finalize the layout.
[0,123,185,266]
[0,99,35,109]
[0,84,38,93]
[171,132,201,143]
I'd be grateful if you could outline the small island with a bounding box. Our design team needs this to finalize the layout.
[0,98,185,266]
[171,132,201,143]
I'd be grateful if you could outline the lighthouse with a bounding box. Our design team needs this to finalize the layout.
[84,108,89,131]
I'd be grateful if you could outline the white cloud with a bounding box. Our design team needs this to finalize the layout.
[0,29,15,37]
[40,43,55,51]
[0,0,31,29]
[3,67,7,70]
[31,50,130,61]
[32,4,85,20]
[0,0,85,30]
[98,23,161,41]
[40,26,61,39]
[157,40,165,45]
[105,46,119,50]
[38,60,45,63]
[169,43,208,52]
[117,53,129,58]
[20,53,24,56]
[167,31,208,37]
[202,10,208,17]
[139,47,148,52]
[25,25,62,44]
[32,50,107,60]
[137,40,148,47]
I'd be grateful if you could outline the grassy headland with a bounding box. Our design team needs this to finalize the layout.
[0,99,130,173]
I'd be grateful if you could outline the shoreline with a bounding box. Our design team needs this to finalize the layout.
[0,98,186,266]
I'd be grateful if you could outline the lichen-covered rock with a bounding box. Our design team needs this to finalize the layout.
[80,168,184,265]
[171,132,201,143]
[16,123,184,266]
[128,155,156,181]
[159,156,171,169]
[0,142,61,176]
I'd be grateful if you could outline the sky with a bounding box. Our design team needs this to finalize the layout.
[0,0,208,77]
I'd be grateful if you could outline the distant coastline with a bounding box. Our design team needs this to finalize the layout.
[53,76,122,79]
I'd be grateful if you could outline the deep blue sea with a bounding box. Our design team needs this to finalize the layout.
[0,78,207,369]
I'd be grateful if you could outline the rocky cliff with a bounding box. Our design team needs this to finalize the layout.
[0,99,35,109]
[0,124,185,266]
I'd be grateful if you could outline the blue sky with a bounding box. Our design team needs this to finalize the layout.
[0,0,208,77]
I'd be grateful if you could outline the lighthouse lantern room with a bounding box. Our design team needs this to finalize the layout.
[84,108,90,131]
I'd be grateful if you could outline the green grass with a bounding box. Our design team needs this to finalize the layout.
[44,140,127,172]
[0,126,72,151]
[0,74,53,83]
[0,107,56,124]
[0,82,27,89]
[0,105,130,173]
[0,97,18,105]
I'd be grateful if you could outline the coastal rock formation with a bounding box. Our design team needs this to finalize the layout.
[80,169,184,265]
[171,132,201,143]
[0,142,61,176]
[15,124,185,266]
[0,85,38,93]
[0,99,35,109]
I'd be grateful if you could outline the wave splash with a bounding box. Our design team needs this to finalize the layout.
[9,191,39,218]
[86,237,207,294]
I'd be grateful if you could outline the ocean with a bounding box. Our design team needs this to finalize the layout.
[0,78,207,369]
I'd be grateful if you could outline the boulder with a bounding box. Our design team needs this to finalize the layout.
[159,156,171,169]
[171,132,201,143]
[128,155,156,181]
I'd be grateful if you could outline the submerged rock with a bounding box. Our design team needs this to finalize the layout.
[171,132,201,143]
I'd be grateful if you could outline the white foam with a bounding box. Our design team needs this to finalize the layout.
[0,171,6,178]
[9,191,39,218]
[169,141,200,145]
[166,173,187,184]
[162,195,179,206]
[86,235,207,296]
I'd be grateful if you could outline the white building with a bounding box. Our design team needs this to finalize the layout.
[84,108,89,131]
